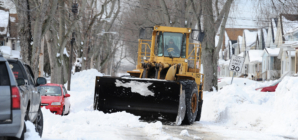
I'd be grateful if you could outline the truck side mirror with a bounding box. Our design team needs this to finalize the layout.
[36,77,47,86]
[16,78,25,86]
[139,28,145,39]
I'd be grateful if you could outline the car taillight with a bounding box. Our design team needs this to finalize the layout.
[11,86,20,109]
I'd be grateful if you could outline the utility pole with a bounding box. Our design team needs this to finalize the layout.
[67,2,78,90]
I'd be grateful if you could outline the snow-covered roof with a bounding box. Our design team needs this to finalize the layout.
[244,30,257,47]
[266,48,280,56]
[0,10,9,35]
[281,15,298,35]
[287,51,296,57]
[272,18,277,39]
[248,50,263,63]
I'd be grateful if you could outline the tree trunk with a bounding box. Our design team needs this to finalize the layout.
[201,0,216,91]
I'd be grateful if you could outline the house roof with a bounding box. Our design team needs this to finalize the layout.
[248,50,263,63]
[281,14,298,35]
[265,48,280,56]
[9,14,18,38]
[0,8,9,35]
[244,30,258,47]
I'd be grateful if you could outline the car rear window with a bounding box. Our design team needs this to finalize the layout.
[0,62,10,85]
[8,61,26,80]
[38,86,62,96]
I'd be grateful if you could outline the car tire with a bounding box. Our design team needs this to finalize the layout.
[180,80,199,125]
[61,106,65,116]
[8,122,26,140]
[34,108,43,137]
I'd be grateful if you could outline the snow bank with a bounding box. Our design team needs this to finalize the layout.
[25,121,41,140]
[201,77,298,138]
[269,76,298,136]
[0,46,11,56]
[38,69,176,140]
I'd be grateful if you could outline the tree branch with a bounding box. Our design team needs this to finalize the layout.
[214,0,233,31]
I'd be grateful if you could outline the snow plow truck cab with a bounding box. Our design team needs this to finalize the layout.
[94,25,204,125]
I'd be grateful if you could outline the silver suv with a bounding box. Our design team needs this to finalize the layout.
[0,54,46,139]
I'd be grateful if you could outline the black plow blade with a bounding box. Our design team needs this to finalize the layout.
[94,77,186,125]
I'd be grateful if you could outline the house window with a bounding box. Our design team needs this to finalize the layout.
[12,44,15,50]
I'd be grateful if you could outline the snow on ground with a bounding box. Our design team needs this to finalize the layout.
[25,69,178,140]
[201,77,298,138]
[24,69,298,139]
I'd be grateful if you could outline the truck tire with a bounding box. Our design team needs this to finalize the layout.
[34,108,43,137]
[180,80,199,124]
[195,84,203,121]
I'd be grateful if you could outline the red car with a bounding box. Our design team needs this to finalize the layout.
[255,82,279,92]
[38,83,71,115]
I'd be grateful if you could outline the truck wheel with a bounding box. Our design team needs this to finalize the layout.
[181,80,199,125]
[195,85,203,121]
[34,109,43,137]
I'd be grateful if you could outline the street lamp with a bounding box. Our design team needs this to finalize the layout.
[67,2,78,91]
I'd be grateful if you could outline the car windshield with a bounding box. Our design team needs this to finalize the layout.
[157,32,184,57]
[38,86,62,96]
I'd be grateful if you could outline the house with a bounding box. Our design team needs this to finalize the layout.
[275,14,298,76]
[242,29,258,50]
[246,50,263,80]
[262,48,281,80]
[0,7,20,51]
[255,28,267,50]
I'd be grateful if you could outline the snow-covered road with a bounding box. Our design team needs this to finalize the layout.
[23,69,298,140]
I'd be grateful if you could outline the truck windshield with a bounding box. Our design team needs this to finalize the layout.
[157,32,183,57]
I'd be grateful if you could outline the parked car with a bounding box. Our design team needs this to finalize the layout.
[255,81,279,92]
[0,55,46,139]
[39,84,71,115]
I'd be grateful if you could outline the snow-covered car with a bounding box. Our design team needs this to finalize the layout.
[218,78,229,89]
[255,81,279,92]
[39,84,71,115]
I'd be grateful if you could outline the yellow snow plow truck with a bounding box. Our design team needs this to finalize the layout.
[94,25,204,125]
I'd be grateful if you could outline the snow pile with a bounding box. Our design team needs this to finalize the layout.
[201,77,298,138]
[35,69,177,140]
[10,50,21,59]
[268,76,298,136]
[179,130,190,136]
[115,80,154,96]
[0,46,11,56]
[24,121,41,140]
